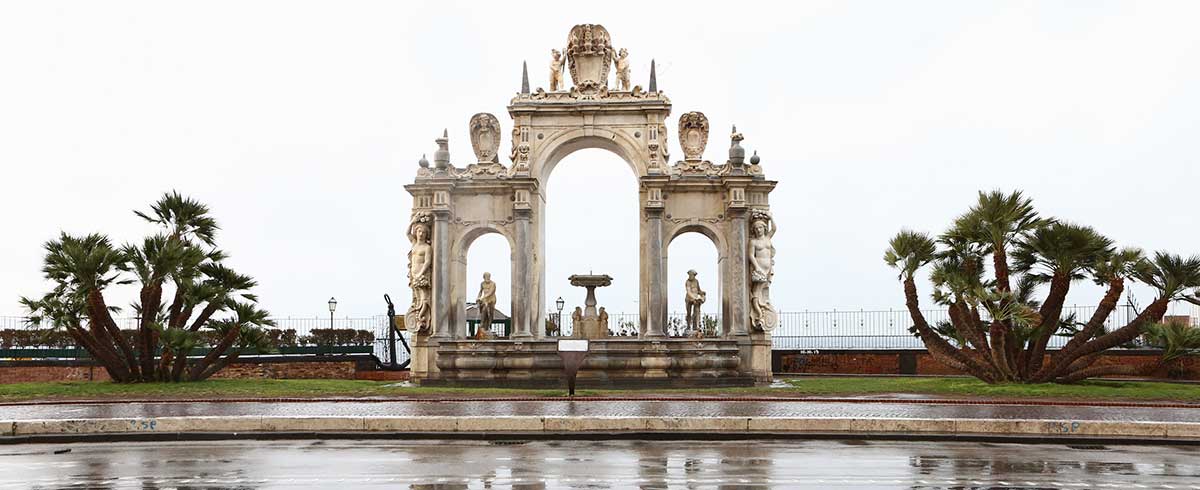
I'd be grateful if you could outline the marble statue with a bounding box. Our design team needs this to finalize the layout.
[476,272,497,337]
[684,270,707,333]
[571,306,583,333]
[749,210,778,332]
[599,306,609,335]
[550,49,565,91]
[405,213,433,335]
[611,48,630,91]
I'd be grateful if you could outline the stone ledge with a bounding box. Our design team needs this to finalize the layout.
[2,416,1199,441]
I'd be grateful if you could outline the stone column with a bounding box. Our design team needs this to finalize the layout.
[511,189,533,339]
[643,195,666,338]
[727,206,749,336]
[431,207,453,340]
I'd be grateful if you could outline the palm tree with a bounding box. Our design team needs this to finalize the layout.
[885,190,1200,384]
[22,192,271,383]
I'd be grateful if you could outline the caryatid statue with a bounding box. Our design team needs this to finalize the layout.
[476,272,497,337]
[549,49,565,91]
[684,270,707,332]
[405,213,434,335]
[749,210,778,332]
[611,48,631,91]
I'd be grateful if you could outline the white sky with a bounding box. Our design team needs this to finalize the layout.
[1,1,1198,321]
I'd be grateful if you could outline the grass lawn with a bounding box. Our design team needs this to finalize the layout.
[782,376,1200,401]
[0,376,1196,403]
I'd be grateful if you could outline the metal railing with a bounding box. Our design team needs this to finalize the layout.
[1,304,1191,360]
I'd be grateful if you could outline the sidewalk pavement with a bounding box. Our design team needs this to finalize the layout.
[2,397,1199,442]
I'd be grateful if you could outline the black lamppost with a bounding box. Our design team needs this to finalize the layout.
[328,297,337,330]
[555,296,565,336]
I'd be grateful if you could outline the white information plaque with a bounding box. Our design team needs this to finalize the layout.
[557,339,589,352]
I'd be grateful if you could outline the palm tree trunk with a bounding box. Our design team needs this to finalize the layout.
[187,302,222,332]
[86,290,140,381]
[904,279,997,382]
[64,323,124,381]
[170,347,191,382]
[993,247,1012,293]
[1066,297,1168,362]
[194,350,241,381]
[1033,278,1125,382]
[988,321,1014,381]
[137,282,164,381]
[188,326,240,381]
[1056,360,1160,384]
[1024,272,1070,378]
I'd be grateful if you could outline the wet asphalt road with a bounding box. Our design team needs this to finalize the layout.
[1,439,1198,489]
[2,399,1200,422]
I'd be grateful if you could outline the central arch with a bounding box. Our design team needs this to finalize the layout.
[541,147,641,336]
[536,130,647,183]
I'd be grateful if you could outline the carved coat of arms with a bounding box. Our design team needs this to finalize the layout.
[469,113,501,163]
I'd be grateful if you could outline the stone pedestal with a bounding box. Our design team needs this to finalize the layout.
[421,339,751,388]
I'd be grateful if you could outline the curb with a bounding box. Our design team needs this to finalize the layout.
[2,396,1197,409]
[3,416,1199,444]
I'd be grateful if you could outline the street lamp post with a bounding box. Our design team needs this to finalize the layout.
[555,296,565,336]
[328,297,337,330]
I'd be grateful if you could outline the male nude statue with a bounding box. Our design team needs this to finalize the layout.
[475,272,497,339]
[684,270,707,332]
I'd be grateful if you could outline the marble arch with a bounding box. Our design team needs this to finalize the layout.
[403,24,779,387]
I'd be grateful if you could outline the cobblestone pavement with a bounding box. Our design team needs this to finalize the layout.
[1,439,1198,489]
[2,399,1200,422]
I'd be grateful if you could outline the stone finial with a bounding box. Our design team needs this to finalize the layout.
[728,125,745,166]
[750,151,760,165]
[418,154,429,168]
[649,59,657,93]
[434,129,450,169]
[521,61,530,95]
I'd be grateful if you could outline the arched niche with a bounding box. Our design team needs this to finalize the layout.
[450,225,516,339]
[666,224,729,336]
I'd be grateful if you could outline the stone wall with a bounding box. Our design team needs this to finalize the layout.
[776,349,1200,381]
[0,356,375,384]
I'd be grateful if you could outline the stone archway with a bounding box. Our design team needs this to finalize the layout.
[402,24,778,386]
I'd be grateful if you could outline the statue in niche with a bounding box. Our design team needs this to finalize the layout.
[684,270,707,333]
[749,210,778,332]
[611,48,630,91]
[599,307,609,335]
[405,213,433,335]
[475,272,497,339]
[549,49,565,91]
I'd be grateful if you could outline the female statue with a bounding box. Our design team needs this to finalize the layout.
[405,214,433,335]
[749,211,778,332]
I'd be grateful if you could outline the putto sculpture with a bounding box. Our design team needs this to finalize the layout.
[405,212,433,335]
[612,48,631,91]
[749,209,778,332]
[549,49,565,92]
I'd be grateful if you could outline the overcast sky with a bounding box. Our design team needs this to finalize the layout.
[1,1,1198,322]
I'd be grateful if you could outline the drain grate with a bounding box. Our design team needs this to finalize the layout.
[489,440,530,446]
[1066,444,1108,451]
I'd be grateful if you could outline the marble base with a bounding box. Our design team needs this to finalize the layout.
[418,338,755,388]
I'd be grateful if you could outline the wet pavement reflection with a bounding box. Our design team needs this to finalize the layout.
[0,439,1197,489]
[2,399,1199,422]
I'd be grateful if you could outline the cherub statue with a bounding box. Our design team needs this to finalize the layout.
[611,48,630,91]
[549,49,565,91]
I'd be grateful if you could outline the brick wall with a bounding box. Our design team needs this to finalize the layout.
[0,357,366,384]
[777,350,1200,381]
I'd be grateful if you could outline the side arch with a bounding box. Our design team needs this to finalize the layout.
[665,222,733,337]
[449,225,517,339]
